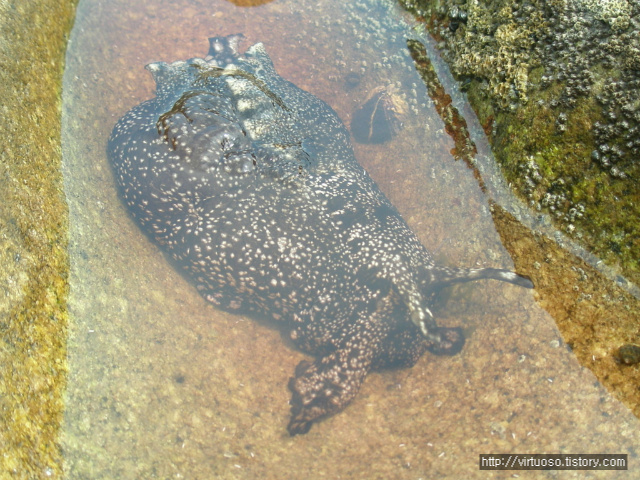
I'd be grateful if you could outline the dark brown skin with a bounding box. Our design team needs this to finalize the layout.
[108,35,533,435]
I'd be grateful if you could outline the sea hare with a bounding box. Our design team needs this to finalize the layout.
[108,35,533,435]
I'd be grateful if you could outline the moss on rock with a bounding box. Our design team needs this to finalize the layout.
[0,0,77,477]
[399,0,640,421]
[400,0,640,286]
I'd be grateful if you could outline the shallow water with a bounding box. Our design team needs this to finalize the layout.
[61,0,639,478]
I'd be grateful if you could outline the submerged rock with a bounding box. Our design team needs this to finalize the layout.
[108,35,532,435]
[350,86,408,144]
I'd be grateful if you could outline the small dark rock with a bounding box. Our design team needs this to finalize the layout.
[616,344,640,365]
[350,86,407,144]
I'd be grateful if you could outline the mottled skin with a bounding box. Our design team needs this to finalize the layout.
[108,35,533,435]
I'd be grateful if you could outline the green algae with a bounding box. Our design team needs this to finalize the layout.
[486,78,640,283]
[400,0,640,287]
[400,0,640,424]
[0,0,77,477]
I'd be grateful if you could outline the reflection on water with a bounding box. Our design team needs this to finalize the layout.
[61,0,639,477]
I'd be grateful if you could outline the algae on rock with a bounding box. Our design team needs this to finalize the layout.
[0,0,78,478]
[400,0,640,287]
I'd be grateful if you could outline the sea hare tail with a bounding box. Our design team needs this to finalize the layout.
[428,266,534,290]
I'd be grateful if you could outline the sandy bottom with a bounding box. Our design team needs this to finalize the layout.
[60,0,639,477]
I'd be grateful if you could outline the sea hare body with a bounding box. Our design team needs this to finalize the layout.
[108,35,533,435]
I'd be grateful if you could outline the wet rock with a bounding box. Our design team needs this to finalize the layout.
[400,0,640,286]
